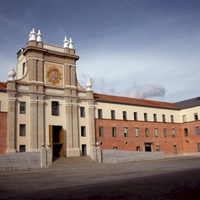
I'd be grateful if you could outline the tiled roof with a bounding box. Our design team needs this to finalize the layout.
[175,97,200,109]
[94,93,178,110]
[0,82,7,89]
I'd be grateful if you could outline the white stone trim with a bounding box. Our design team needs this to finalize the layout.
[26,57,44,62]
[7,97,16,102]
[88,105,95,108]
[65,102,78,107]
[64,63,76,67]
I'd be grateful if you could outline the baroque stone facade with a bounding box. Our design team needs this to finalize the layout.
[0,29,200,159]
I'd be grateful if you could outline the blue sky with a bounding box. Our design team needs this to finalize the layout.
[0,0,200,102]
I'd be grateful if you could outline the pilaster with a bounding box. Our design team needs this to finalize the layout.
[37,97,45,147]
[6,91,16,153]
[30,96,38,151]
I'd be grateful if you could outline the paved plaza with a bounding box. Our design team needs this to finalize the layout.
[0,156,200,199]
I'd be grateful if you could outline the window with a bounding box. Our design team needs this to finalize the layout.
[154,128,158,137]
[136,146,140,151]
[164,128,167,137]
[145,128,149,137]
[98,109,102,118]
[156,146,160,152]
[134,112,138,121]
[194,113,198,121]
[144,113,148,121]
[80,107,85,117]
[81,126,86,137]
[112,127,117,137]
[196,126,200,135]
[162,114,166,123]
[123,111,127,120]
[99,126,104,137]
[172,129,176,137]
[19,145,26,152]
[124,127,128,137]
[182,115,187,122]
[20,124,26,136]
[111,110,115,119]
[22,63,26,75]
[184,128,188,136]
[52,101,59,115]
[20,102,26,114]
[171,115,174,123]
[135,128,139,137]
[153,114,157,122]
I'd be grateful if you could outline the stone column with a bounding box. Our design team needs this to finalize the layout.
[6,91,16,153]
[30,96,38,151]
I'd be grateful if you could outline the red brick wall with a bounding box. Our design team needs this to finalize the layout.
[0,112,7,154]
[95,118,200,154]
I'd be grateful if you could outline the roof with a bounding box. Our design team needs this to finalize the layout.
[175,97,200,109]
[0,82,7,89]
[94,93,178,110]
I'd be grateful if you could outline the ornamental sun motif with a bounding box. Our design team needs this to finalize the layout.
[47,66,62,84]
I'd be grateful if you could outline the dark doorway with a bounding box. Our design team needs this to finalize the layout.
[49,125,63,158]
[82,144,87,156]
[145,143,152,152]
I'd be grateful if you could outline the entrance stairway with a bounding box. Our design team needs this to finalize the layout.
[49,156,97,168]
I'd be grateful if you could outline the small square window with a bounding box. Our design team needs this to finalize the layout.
[81,126,86,137]
[19,145,26,152]
[20,102,26,114]
[80,107,85,117]
[136,146,140,151]
[156,146,160,152]
[52,101,59,116]
[99,126,104,137]
[20,124,26,136]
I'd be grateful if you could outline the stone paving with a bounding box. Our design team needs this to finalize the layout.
[0,156,200,199]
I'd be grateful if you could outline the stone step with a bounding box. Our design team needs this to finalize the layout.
[49,156,97,168]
